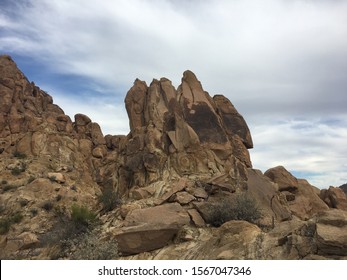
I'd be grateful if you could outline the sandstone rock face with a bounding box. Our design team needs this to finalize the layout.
[247,168,292,225]
[315,210,347,255]
[287,179,329,220]
[121,70,253,192]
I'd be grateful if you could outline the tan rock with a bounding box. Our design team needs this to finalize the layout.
[247,169,292,225]
[74,113,91,126]
[288,179,329,220]
[172,191,195,205]
[320,186,347,210]
[92,145,107,158]
[47,172,65,184]
[264,166,298,192]
[17,232,39,250]
[113,224,179,255]
[124,203,190,227]
[316,223,347,255]
[187,209,205,227]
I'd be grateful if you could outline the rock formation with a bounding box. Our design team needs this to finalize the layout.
[1,54,346,260]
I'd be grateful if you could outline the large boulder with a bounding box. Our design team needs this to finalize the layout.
[287,179,329,220]
[264,166,298,192]
[320,186,347,210]
[315,209,347,255]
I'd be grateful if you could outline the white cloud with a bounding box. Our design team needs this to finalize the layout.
[1,0,347,188]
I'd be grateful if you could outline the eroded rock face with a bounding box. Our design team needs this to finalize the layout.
[121,70,253,191]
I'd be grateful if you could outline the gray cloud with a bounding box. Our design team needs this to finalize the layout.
[1,0,347,188]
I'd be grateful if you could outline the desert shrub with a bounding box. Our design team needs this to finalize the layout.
[71,204,97,228]
[0,212,24,234]
[97,188,121,212]
[2,184,16,192]
[0,218,11,234]
[41,201,54,211]
[55,194,62,202]
[11,163,26,176]
[67,231,119,260]
[11,212,23,223]
[30,208,38,217]
[13,151,27,159]
[204,193,262,227]
[1,180,8,185]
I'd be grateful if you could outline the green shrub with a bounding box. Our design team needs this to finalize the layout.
[11,167,23,176]
[0,212,24,234]
[97,188,121,212]
[71,204,97,227]
[204,193,262,227]
[11,212,23,224]
[0,218,11,235]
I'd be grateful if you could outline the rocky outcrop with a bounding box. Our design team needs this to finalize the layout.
[121,70,253,193]
[1,55,346,260]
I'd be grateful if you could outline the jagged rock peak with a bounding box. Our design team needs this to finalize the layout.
[123,70,253,189]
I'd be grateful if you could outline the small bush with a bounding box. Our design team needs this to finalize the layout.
[1,180,8,185]
[71,204,97,228]
[41,201,54,212]
[13,151,27,159]
[68,231,119,260]
[0,218,11,235]
[11,167,23,176]
[2,184,16,192]
[30,208,38,217]
[97,188,121,212]
[0,212,24,234]
[204,193,262,227]
[11,212,23,223]
[56,194,62,202]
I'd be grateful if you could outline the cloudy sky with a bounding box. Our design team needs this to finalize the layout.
[1,0,347,188]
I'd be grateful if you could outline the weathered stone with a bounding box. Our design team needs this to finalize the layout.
[74,113,91,126]
[187,209,206,227]
[124,203,190,227]
[288,179,329,220]
[213,95,253,149]
[17,232,39,250]
[47,172,65,184]
[247,169,292,225]
[316,223,347,255]
[113,224,179,255]
[264,166,298,192]
[173,191,195,205]
[320,186,347,210]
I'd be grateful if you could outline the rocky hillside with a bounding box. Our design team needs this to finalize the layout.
[0,55,346,259]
